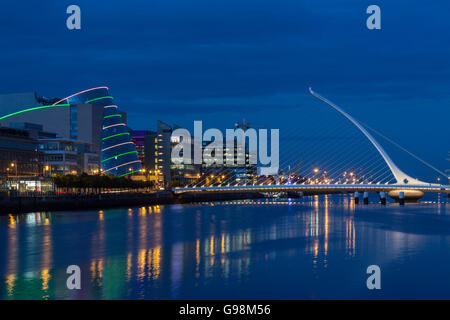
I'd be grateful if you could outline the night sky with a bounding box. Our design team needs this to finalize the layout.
[1,0,449,180]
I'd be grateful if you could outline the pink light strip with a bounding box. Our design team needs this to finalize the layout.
[101,141,134,152]
[103,160,141,173]
[52,86,110,105]
[103,123,126,130]
[104,105,118,109]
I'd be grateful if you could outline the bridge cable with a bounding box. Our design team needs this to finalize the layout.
[358,120,449,180]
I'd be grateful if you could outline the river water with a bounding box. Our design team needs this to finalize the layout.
[0,194,449,299]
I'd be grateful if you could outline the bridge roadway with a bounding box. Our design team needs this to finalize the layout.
[173,183,450,195]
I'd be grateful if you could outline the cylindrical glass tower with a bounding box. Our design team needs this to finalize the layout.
[62,87,142,177]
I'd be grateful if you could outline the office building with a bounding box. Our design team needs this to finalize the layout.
[170,128,201,187]
[201,140,257,186]
[155,121,173,186]
[130,129,157,170]
[39,138,99,175]
[0,126,42,176]
[0,92,104,156]
[131,121,201,187]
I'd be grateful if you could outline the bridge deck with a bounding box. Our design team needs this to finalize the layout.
[174,184,450,194]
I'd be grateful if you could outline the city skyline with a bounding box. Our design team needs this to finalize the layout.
[1,0,450,304]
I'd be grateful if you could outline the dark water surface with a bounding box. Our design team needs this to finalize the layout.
[0,195,449,299]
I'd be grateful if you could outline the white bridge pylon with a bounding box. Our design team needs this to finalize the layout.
[309,88,430,186]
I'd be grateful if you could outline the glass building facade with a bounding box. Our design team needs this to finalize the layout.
[63,88,142,177]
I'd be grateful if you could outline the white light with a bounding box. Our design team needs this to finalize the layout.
[103,123,126,130]
[103,160,141,173]
[101,141,134,152]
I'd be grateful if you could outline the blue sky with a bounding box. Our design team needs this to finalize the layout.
[1,0,449,180]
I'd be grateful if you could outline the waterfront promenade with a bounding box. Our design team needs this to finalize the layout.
[0,190,264,215]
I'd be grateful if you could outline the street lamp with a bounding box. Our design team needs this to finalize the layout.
[312,168,320,184]
[43,165,50,176]
[10,162,17,177]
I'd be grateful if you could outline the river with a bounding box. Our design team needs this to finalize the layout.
[0,194,449,299]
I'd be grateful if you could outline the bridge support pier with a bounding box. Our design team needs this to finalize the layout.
[399,192,405,205]
[379,191,386,205]
[363,192,369,205]
[388,189,424,204]
[354,192,360,204]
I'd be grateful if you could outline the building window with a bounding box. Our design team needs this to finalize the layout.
[70,105,78,140]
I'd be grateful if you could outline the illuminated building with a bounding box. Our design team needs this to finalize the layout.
[0,92,104,157]
[131,122,200,187]
[170,127,201,187]
[130,130,157,170]
[39,138,99,175]
[10,122,99,175]
[201,140,257,186]
[0,126,42,176]
[0,87,141,177]
[156,120,172,186]
[55,87,141,177]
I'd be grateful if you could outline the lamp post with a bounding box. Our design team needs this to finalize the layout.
[313,168,320,184]
[11,162,17,177]
[43,165,50,177]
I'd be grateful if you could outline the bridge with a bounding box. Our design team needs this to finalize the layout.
[174,88,449,202]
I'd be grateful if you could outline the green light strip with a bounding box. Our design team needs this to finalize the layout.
[102,132,130,140]
[85,96,113,104]
[101,151,138,163]
[118,170,141,178]
[0,104,70,120]
[104,114,122,119]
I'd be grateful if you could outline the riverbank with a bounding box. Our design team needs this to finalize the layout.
[0,191,265,215]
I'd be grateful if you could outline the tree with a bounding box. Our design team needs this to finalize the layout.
[53,174,155,193]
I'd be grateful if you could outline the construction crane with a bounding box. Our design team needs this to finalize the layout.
[293,159,303,177]
[235,119,251,131]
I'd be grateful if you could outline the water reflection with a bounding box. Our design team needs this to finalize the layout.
[40,218,52,299]
[90,210,105,290]
[5,215,18,298]
[0,195,449,299]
